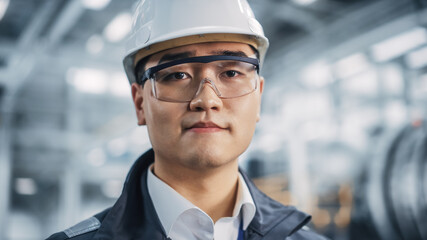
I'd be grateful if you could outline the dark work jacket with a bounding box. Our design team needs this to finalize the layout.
[46,149,328,240]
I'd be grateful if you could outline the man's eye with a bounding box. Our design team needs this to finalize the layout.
[174,72,187,79]
[163,72,189,81]
[225,70,238,77]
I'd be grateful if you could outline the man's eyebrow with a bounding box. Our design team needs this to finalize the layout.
[158,51,195,64]
[209,50,249,57]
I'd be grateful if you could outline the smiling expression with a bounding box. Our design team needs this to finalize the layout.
[131,42,264,170]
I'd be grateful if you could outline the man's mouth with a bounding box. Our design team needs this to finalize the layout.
[186,121,226,133]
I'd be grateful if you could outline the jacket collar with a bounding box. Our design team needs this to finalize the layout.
[93,149,310,239]
[240,169,311,238]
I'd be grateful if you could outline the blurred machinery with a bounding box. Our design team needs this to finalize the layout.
[351,121,427,240]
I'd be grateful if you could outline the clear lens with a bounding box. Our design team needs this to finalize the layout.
[150,60,258,102]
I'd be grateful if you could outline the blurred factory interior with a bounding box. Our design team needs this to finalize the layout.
[0,0,426,239]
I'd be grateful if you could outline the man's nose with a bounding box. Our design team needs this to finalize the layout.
[189,79,223,111]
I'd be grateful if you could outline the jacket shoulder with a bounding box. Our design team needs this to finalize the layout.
[45,208,110,240]
[45,216,100,240]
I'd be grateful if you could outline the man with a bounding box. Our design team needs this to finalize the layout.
[47,0,327,239]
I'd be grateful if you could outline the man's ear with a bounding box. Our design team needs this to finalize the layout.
[131,83,147,125]
[256,76,265,122]
[259,76,264,95]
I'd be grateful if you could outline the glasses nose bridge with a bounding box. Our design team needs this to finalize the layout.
[193,78,222,98]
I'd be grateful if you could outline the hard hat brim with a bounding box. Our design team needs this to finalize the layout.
[133,33,264,66]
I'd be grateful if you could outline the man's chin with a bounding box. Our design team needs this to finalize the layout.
[181,150,238,170]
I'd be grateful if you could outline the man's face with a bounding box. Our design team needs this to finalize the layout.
[131,42,264,170]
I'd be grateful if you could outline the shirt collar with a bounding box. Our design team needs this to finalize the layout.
[146,164,256,234]
[147,164,195,235]
[235,173,256,230]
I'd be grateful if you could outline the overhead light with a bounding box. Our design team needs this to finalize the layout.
[101,180,123,198]
[300,61,333,88]
[110,72,130,97]
[257,134,282,153]
[0,0,10,21]
[292,0,317,5]
[130,126,150,147]
[405,46,427,69]
[87,148,106,167]
[301,121,335,141]
[371,27,427,62]
[107,137,128,157]
[81,0,111,10]
[341,69,377,95]
[86,35,104,55]
[103,12,132,43]
[385,101,407,127]
[280,92,332,123]
[381,64,403,95]
[66,67,108,94]
[15,178,37,195]
[333,53,370,79]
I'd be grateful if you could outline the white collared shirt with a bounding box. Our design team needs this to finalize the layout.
[146,164,256,240]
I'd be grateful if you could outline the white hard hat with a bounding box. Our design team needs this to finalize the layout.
[123,0,269,84]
